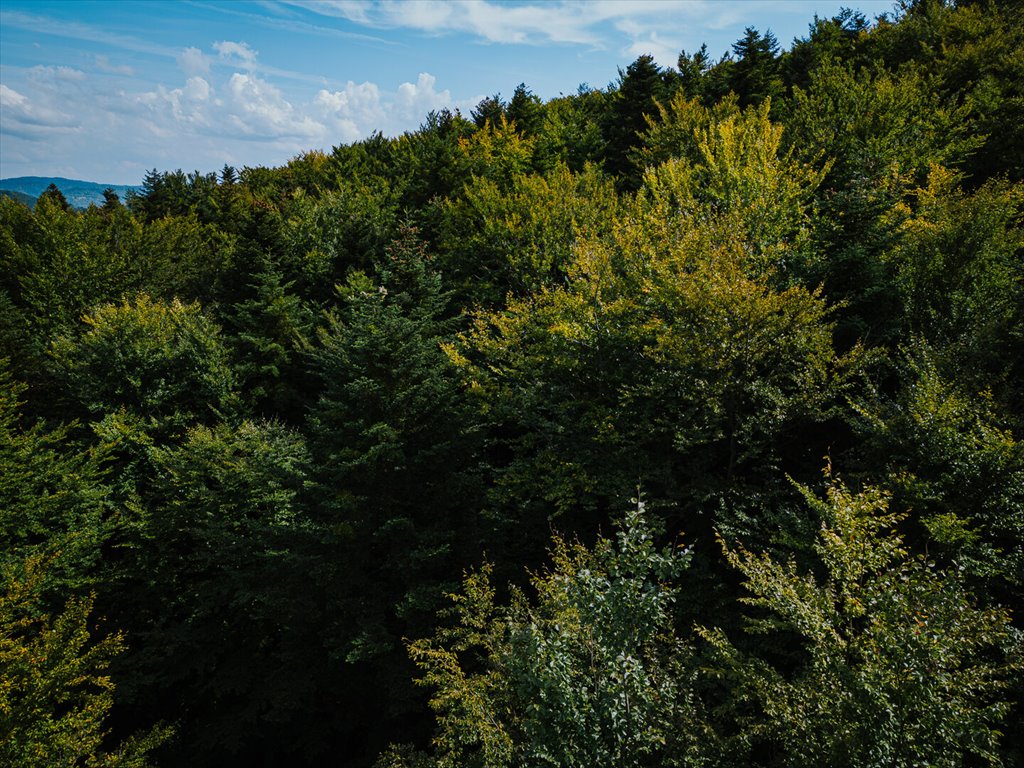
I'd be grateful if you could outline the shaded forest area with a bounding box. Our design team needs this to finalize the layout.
[2,1,1023,765]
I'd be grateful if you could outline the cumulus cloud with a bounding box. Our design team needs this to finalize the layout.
[184,76,213,102]
[226,72,325,138]
[394,72,453,120]
[622,30,686,68]
[214,40,259,68]
[0,2,474,182]
[314,80,386,142]
[315,71,467,142]
[178,46,212,76]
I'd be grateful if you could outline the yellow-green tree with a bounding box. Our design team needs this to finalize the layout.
[1,554,169,767]
[700,470,1021,767]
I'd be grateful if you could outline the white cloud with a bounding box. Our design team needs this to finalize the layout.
[286,0,730,49]
[623,31,685,69]
[214,40,259,68]
[291,0,598,44]
[38,65,88,82]
[280,0,806,67]
[0,4,472,182]
[314,80,386,141]
[178,46,212,76]
[0,85,28,109]
[184,76,212,102]
[226,73,325,138]
[315,71,470,142]
[394,72,453,120]
[95,55,134,76]
[0,82,78,139]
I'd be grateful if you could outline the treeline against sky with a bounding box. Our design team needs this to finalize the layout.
[2,1,1023,765]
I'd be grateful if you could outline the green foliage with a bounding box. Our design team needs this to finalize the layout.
[449,103,846,539]
[405,500,698,768]
[437,162,618,302]
[222,260,313,416]
[138,213,235,305]
[506,83,545,137]
[390,109,476,211]
[880,167,1023,381]
[603,55,676,187]
[853,345,1024,590]
[453,115,538,190]
[471,93,506,129]
[700,470,1021,767]
[865,0,1024,182]
[106,418,321,762]
[0,362,108,588]
[728,27,783,108]
[49,294,235,433]
[787,58,981,342]
[4,195,146,338]
[283,180,401,298]
[785,9,872,91]
[640,98,827,278]
[675,44,714,101]
[3,6,1024,765]
[533,88,608,173]
[633,91,740,172]
[0,554,169,767]
[308,232,479,654]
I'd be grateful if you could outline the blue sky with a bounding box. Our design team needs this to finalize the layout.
[1,0,896,184]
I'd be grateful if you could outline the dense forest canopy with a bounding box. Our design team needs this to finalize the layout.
[2,1,1023,766]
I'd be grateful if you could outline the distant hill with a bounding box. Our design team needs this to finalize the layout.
[0,189,37,207]
[0,176,141,209]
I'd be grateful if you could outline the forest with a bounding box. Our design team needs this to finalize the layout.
[1,0,1022,765]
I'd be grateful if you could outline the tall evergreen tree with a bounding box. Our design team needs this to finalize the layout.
[728,27,783,107]
[602,54,674,187]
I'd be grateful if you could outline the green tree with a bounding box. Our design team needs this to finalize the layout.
[852,344,1024,595]
[308,232,481,657]
[639,98,827,279]
[784,9,871,92]
[436,162,618,303]
[106,419,324,765]
[304,231,487,763]
[0,361,108,589]
[700,470,1021,767]
[786,59,980,344]
[396,500,699,768]
[282,180,400,301]
[676,44,713,100]
[1,553,169,767]
[49,294,235,436]
[728,27,783,108]
[862,0,1024,183]
[506,83,545,136]
[533,87,609,173]
[222,258,313,418]
[471,93,505,129]
[449,98,846,545]
[633,91,739,173]
[451,114,537,190]
[602,54,675,187]
[879,168,1023,390]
